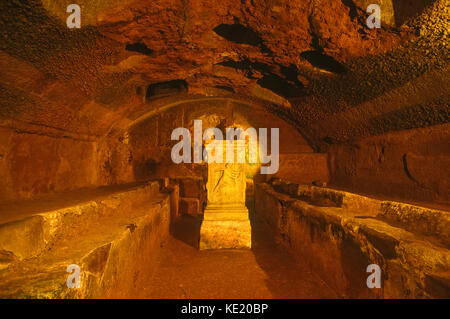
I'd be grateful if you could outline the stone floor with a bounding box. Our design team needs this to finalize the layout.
[140,213,338,299]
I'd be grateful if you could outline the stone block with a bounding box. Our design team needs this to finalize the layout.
[179,198,200,216]
[273,153,330,185]
[0,215,46,261]
[179,178,204,198]
[199,219,251,250]
[424,273,450,298]
[0,182,171,298]
[169,184,179,218]
[255,181,450,298]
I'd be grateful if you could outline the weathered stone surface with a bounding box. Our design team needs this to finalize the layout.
[328,124,450,204]
[179,197,200,216]
[169,182,180,219]
[199,220,251,250]
[0,127,99,201]
[424,273,450,298]
[269,178,381,213]
[379,201,450,248]
[179,178,204,199]
[255,181,450,298]
[0,181,172,298]
[270,153,330,185]
[268,178,450,247]
[0,215,46,261]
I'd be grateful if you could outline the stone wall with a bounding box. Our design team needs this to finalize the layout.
[328,124,450,205]
[255,180,450,298]
[0,181,172,298]
[128,98,315,182]
[0,127,99,201]
[269,153,330,185]
[176,177,206,216]
[0,126,136,202]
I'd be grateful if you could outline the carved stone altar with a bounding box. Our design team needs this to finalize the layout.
[199,140,251,249]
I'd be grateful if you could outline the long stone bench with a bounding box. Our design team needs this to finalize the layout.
[0,181,172,298]
[255,179,450,298]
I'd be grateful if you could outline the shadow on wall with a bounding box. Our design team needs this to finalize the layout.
[213,23,271,53]
[133,158,158,181]
[392,0,436,26]
[300,51,346,74]
[146,80,188,100]
[170,215,202,249]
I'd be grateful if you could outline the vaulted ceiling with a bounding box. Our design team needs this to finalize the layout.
[0,0,448,151]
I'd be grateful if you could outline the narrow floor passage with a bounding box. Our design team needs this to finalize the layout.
[140,214,338,299]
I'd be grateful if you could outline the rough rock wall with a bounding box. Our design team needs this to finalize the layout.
[0,127,135,202]
[0,127,99,201]
[289,0,448,151]
[97,135,135,186]
[0,0,423,145]
[328,123,450,205]
[255,181,450,298]
[272,153,330,185]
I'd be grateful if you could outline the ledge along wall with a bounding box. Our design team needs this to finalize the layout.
[0,181,174,298]
[255,180,450,298]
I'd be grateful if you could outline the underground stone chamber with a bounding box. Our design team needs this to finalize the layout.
[0,0,448,299]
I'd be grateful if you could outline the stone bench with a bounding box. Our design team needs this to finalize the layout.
[173,177,206,217]
[0,181,172,298]
[255,180,450,298]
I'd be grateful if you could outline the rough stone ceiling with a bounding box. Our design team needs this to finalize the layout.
[0,0,448,151]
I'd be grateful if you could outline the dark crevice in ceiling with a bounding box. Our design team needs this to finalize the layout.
[146,80,188,99]
[217,59,305,98]
[214,85,235,93]
[257,74,304,99]
[217,59,271,79]
[213,23,272,53]
[300,50,347,74]
[322,136,336,145]
[340,0,359,20]
[125,42,154,56]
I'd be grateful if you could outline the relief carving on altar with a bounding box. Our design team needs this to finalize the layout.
[207,162,246,207]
